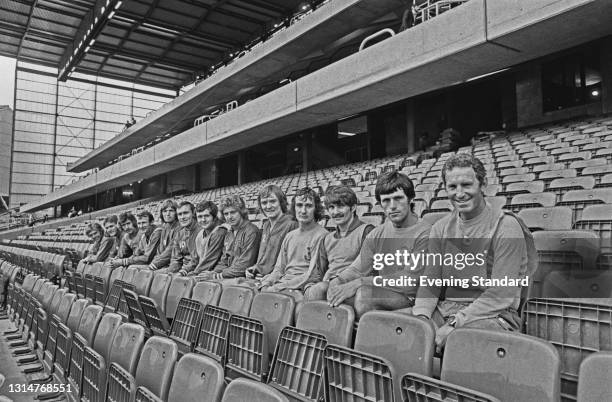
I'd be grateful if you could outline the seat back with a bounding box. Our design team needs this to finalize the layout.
[356,311,435,378]
[49,288,67,316]
[109,323,146,375]
[165,276,194,319]
[92,312,122,363]
[442,328,560,402]
[76,304,103,344]
[218,286,255,316]
[222,378,288,402]
[543,270,612,298]
[517,206,573,231]
[191,280,222,306]
[133,269,154,295]
[250,292,295,353]
[121,266,138,284]
[167,354,225,402]
[134,336,178,400]
[577,352,612,402]
[57,292,77,323]
[66,299,90,333]
[296,301,354,346]
[169,298,204,354]
[148,273,172,315]
[401,373,500,402]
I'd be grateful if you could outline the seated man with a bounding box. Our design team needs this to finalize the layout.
[327,171,430,318]
[304,185,374,301]
[123,211,162,268]
[78,222,105,266]
[148,200,180,271]
[258,188,329,300]
[108,212,140,269]
[165,201,202,275]
[90,215,122,263]
[412,154,530,352]
[190,201,227,277]
[245,185,298,280]
[197,195,261,282]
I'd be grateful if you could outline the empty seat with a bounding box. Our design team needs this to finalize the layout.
[218,285,255,316]
[226,293,295,381]
[572,204,612,250]
[132,268,154,295]
[542,270,612,298]
[93,264,114,306]
[503,173,536,185]
[517,206,573,231]
[532,230,600,297]
[121,266,138,285]
[84,262,102,301]
[167,354,225,402]
[138,273,173,335]
[547,177,595,196]
[557,189,612,221]
[442,328,560,402]
[267,326,327,402]
[169,297,205,354]
[508,192,557,213]
[296,301,354,347]
[82,323,146,402]
[523,299,611,401]
[502,181,545,197]
[191,280,222,306]
[222,378,288,402]
[577,352,612,402]
[124,337,177,401]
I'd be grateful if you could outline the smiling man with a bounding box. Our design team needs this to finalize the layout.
[190,201,227,277]
[198,195,260,281]
[245,185,297,279]
[412,154,530,352]
[303,185,374,301]
[123,211,162,268]
[164,201,202,275]
[108,212,140,269]
[326,171,430,318]
[258,187,329,300]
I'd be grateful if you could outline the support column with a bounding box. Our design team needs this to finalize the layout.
[405,100,416,154]
[302,133,312,173]
[237,151,246,185]
[601,36,612,115]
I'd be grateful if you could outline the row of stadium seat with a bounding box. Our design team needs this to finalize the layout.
[2,255,611,402]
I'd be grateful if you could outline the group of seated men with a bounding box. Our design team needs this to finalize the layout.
[78,154,532,350]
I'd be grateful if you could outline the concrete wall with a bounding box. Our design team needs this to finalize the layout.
[167,166,196,194]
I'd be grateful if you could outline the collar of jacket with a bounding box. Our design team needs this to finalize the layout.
[332,216,365,239]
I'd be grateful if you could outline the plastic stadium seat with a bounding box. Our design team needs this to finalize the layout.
[226,293,295,381]
[556,189,612,221]
[40,292,76,369]
[166,354,225,402]
[572,204,612,250]
[165,275,195,319]
[503,173,536,185]
[222,378,288,402]
[429,199,452,212]
[499,167,529,177]
[218,285,255,316]
[532,230,600,298]
[123,288,151,335]
[542,270,612,298]
[507,192,557,213]
[577,352,612,402]
[501,181,545,197]
[191,280,222,307]
[595,173,612,188]
[35,288,67,360]
[138,273,173,335]
[569,158,606,171]
[268,326,327,402]
[121,266,138,285]
[421,211,448,225]
[84,262,102,301]
[401,373,500,402]
[80,313,123,402]
[133,268,154,295]
[361,213,384,227]
[523,299,612,401]
[547,177,595,197]
[94,264,113,306]
[582,165,612,180]
[169,297,205,354]
[442,328,560,402]
[296,301,354,347]
[128,337,178,401]
[324,345,394,402]
[59,304,103,391]
[517,206,573,231]
[324,311,435,402]
[533,162,564,174]
[558,151,591,164]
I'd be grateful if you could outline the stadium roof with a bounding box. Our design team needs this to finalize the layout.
[0,0,311,89]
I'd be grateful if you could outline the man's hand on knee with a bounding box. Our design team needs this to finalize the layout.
[327,279,361,307]
[435,323,455,354]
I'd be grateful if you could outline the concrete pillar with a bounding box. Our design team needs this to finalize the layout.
[237,151,246,185]
[406,100,416,154]
[302,133,312,173]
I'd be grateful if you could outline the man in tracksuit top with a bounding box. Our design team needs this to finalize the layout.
[190,201,228,278]
[148,199,180,271]
[108,212,140,269]
[125,211,162,267]
[197,195,261,282]
[167,201,202,275]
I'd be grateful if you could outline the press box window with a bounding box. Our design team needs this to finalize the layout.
[542,48,601,112]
